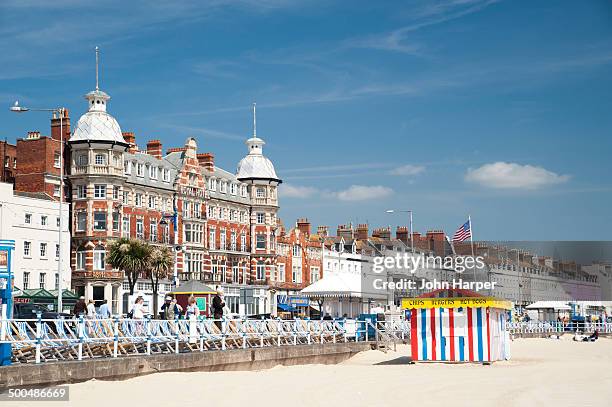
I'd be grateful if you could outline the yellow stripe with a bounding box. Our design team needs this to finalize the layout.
[401,297,513,310]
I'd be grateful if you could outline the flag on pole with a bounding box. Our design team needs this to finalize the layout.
[452,219,472,242]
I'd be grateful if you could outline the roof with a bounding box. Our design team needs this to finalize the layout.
[170,280,217,294]
[236,136,280,182]
[525,301,572,310]
[124,151,177,191]
[69,87,126,144]
[202,166,251,205]
[301,273,362,298]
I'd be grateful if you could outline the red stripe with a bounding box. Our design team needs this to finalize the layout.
[430,307,436,361]
[486,307,491,361]
[449,308,455,361]
[467,307,474,362]
[410,309,418,361]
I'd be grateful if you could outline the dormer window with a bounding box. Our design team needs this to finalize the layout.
[220,181,227,193]
[208,178,217,191]
[230,183,237,195]
[136,163,144,177]
[95,154,106,165]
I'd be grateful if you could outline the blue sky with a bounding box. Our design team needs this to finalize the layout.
[1,0,611,240]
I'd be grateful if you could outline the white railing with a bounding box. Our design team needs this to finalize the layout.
[0,316,406,365]
[507,321,612,335]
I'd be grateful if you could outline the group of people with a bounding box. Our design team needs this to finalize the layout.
[71,287,226,321]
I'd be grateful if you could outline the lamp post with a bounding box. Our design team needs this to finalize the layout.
[10,101,67,312]
[159,206,179,288]
[385,209,414,253]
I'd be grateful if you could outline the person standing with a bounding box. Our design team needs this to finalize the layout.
[185,296,200,318]
[131,297,146,319]
[73,296,86,317]
[212,287,225,330]
[86,300,96,319]
[98,299,111,318]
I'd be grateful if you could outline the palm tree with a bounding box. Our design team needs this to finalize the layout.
[147,246,173,318]
[107,238,151,295]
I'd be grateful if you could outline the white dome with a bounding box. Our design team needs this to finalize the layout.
[236,136,280,182]
[69,89,126,144]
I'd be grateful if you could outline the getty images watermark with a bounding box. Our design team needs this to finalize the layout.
[370,254,497,292]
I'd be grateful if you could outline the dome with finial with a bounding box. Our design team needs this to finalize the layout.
[236,103,281,182]
[69,47,126,144]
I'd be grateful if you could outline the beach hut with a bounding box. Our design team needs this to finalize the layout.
[169,281,217,317]
[401,296,512,363]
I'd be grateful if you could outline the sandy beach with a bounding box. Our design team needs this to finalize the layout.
[5,336,612,407]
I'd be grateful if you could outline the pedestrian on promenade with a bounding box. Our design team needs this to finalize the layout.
[73,296,86,317]
[185,296,200,318]
[98,299,111,318]
[131,296,146,319]
[86,300,96,319]
[212,287,225,330]
[161,296,182,320]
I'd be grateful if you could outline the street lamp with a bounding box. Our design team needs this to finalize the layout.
[10,101,67,313]
[385,209,414,253]
[159,206,179,288]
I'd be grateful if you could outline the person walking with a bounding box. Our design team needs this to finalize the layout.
[73,296,86,317]
[161,296,182,320]
[131,296,146,319]
[98,299,111,318]
[185,296,200,318]
[86,300,96,319]
[212,287,225,330]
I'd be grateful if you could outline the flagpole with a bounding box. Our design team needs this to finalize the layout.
[469,215,476,283]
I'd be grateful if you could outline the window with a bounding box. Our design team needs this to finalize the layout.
[78,155,88,166]
[136,163,144,177]
[40,243,47,258]
[293,245,301,257]
[94,184,106,198]
[136,219,144,239]
[149,165,158,179]
[162,168,170,182]
[219,229,226,250]
[113,212,120,231]
[39,273,46,289]
[122,191,129,205]
[310,266,320,283]
[240,233,246,252]
[124,160,132,174]
[135,193,143,207]
[220,181,227,193]
[256,187,265,198]
[55,244,60,259]
[292,264,302,283]
[232,266,239,283]
[93,245,105,270]
[277,264,286,282]
[25,213,31,224]
[148,195,156,209]
[256,261,265,280]
[209,228,216,250]
[208,178,217,191]
[93,212,106,230]
[184,223,202,244]
[41,215,47,226]
[230,183,237,195]
[54,152,61,168]
[241,185,247,197]
[77,185,86,199]
[53,185,60,197]
[23,272,30,289]
[161,224,169,243]
[23,241,31,257]
[56,217,60,227]
[256,234,266,250]
[113,186,119,200]
[76,212,87,231]
[122,216,130,237]
[256,212,265,224]
[149,219,157,242]
[230,231,237,251]
[95,154,106,165]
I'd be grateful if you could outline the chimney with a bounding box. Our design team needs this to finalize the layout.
[355,224,369,240]
[296,218,311,236]
[372,227,390,240]
[336,224,354,239]
[122,132,137,153]
[26,131,41,140]
[146,139,162,159]
[50,109,71,141]
[396,226,409,244]
[197,152,215,171]
[317,226,329,237]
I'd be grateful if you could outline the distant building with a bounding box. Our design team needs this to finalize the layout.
[0,182,71,305]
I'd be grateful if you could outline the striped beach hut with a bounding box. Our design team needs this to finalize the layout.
[401,296,512,363]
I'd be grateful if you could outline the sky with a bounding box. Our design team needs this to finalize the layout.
[1,0,611,240]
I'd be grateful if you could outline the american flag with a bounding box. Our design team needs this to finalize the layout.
[452,219,472,242]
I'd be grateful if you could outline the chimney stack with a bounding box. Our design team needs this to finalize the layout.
[122,132,137,153]
[50,109,71,141]
[26,131,41,140]
[197,152,215,171]
[336,223,354,239]
[146,139,162,159]
[317,226,329,237]
[396,226,409,244]
[355,224,369,240]
[372,227,391,240]
[296,218,311,236]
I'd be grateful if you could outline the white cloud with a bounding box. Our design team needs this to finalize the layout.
[334,185,393,201]
[389,164,425,176]
[278,184,318,198]
[465,162,570,189]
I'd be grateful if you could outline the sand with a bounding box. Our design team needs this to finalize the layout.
[5,336,612,407]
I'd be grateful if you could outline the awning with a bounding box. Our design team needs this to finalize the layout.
[525,301,571,310]
[277,303,298,312]
[301,273,363,298]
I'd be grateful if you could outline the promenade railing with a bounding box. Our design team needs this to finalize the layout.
[0,315,409,365]
[507,321,612,335]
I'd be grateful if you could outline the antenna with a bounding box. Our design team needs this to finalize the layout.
[252,102,257,137]
[95,46,100,91]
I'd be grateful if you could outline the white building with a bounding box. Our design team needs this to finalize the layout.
[0,182,71,306]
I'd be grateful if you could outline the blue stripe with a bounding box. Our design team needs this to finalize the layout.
[420,309,427,360]
[439,308,446,361]
[459,336,465,361]
[476,308,484,362]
